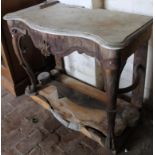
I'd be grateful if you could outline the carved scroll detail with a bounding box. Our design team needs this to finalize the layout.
[38,40,51,57]
[11,27,37,94]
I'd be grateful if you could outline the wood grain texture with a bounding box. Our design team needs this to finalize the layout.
[131,42,149,108]
[30,83,140,148]
[57,74,108,105]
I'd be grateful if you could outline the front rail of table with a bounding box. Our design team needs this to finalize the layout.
[4,3,152,153]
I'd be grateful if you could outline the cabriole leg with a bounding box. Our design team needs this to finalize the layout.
[11,28,37,94]
[131,42,148,108]
[102,58,120,153]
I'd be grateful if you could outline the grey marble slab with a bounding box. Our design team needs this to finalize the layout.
[3,2,152,49]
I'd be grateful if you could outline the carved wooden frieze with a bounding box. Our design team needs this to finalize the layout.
[12,22,122,71]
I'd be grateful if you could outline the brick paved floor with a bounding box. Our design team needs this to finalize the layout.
[2,87,153,155]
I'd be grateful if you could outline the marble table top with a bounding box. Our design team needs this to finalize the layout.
[4,2,152,49]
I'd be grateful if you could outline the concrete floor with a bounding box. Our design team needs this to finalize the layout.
[2,87,153,155]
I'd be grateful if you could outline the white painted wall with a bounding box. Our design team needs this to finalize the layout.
[59,0,153,99]
[104,0,152,16]
[60,0,105,89]
[59,0,104,8]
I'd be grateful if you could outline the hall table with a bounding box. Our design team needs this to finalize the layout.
[4,1,152,154]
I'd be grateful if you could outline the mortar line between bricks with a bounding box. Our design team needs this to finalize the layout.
[26,144,43,155]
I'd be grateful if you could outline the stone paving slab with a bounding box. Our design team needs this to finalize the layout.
[1,87,152,155]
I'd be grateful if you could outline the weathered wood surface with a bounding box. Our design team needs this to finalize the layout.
[131,42,148,108]
[103,62,120,150]
[31,84,140,145]
[57,74,108,105]
[31,95,50,110]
